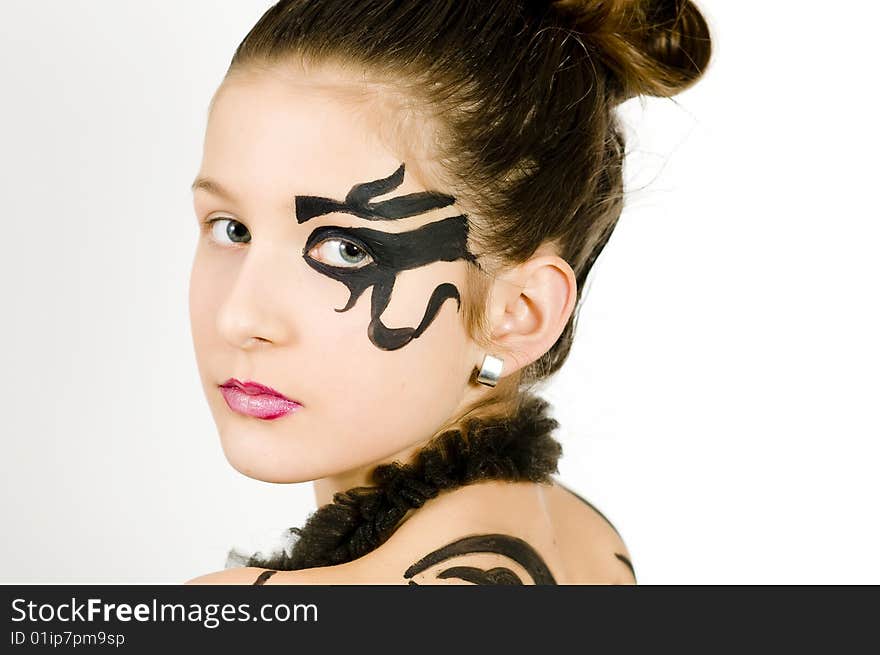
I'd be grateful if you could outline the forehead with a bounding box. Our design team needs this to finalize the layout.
[200,67,428,204]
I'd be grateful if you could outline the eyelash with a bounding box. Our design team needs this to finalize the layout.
[200,216,374,268]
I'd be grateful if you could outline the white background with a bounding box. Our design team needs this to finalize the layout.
[1,1,877,584]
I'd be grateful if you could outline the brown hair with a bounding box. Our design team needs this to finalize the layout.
[221,0,712,425]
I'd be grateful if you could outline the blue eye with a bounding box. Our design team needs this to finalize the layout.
[202,217,251,245]
[307,238,374,269]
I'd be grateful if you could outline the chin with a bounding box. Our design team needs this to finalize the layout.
[222,449,316,484]
[217,432,363,484]
[231,463,310,484]
[214,429,304,483]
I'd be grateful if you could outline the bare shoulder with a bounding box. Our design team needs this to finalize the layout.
[184,567,274,585]
[185,480,636,586]
[546,478,637,584]
[183,481,556,586]
[368,479,637,585]
[184,560,366,586]
[349,480,567,585]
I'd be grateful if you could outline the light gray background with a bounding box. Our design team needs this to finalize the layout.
[1,1,877,584]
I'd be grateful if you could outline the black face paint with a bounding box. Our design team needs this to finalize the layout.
[295,163,456,224]
[296,163,479,351]
[403,534,557,585]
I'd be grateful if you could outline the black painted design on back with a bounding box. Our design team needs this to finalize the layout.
[614,552,636,581]
[404,534,557,585]
[554,478,622,537]
[436,566,524,585]
[296,163,479,350]
[554,479,637,582]
[253,569,278,585]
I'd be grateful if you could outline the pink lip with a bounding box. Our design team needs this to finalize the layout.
[218,378,302,420]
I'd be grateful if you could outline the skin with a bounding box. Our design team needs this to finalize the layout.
[187,61,632,584]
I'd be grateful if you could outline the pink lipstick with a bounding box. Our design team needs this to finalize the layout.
[219,379,302,420]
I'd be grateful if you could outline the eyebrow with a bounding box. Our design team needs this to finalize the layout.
[190,176,236,201]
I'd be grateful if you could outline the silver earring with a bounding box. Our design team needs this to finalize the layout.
[476,353,504,387]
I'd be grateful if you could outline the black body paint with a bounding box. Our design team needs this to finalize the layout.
[436,566,524,585]
[555,479,622,537]
[296,163,479,351]
[403,534,557,585]
[252,570,278,585]
[554,479,637,582]
[614,553,636,580]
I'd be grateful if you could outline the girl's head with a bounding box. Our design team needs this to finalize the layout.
[189,0,712,485]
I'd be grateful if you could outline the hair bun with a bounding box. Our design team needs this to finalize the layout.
[546,0,713,102]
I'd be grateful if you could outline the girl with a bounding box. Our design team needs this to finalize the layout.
[186,0,711,585]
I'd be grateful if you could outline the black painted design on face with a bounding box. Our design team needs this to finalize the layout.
[297,163,479,351]
[295,163,456,223]
[403,534,557,585]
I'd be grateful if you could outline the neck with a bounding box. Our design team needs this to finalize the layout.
[312,438,429,507]
[244,390,560,572]
[311,385,516,508]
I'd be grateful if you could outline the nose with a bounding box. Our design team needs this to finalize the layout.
[215,245,294,350]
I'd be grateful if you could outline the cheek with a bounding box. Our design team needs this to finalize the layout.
[296,264,474,455]
[188,246,229,362]
[199,253,477,482]
[306,261,473,401]
[287,321,470,479]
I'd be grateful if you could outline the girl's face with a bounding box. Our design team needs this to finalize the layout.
[189,67,486,483]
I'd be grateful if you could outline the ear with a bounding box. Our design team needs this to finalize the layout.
[485,249,578,379]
